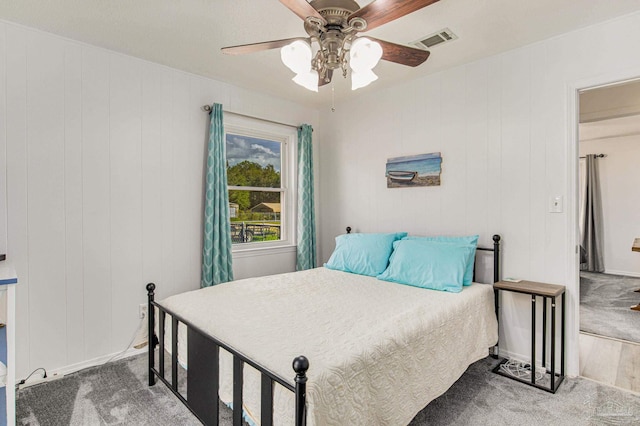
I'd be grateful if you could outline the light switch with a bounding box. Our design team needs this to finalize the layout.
[550,195,563,213]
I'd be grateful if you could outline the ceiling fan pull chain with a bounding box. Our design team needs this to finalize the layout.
[331,80,336,113]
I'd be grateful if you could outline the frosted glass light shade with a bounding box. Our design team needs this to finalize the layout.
[351,69,378,90]
[350,37,382,72]
[281,40,313,74]
[293,70,319,92]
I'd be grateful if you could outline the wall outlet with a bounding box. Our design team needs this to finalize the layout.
[135,304,149,348]
[549,195,563,213]
[139,303,147,319]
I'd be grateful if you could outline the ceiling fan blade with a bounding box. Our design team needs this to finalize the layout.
[350,0,440,32]
[319,69,333,87]
[369,37,430,67]
[221,38,307,55]
[279,0,326,24]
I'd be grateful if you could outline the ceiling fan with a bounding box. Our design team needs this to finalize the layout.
[221,0,439,91]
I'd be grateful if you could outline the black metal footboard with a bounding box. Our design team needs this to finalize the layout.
[146,283,308,426]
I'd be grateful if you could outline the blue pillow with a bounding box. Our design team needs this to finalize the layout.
[403,235,479,285]
[324,232,408,277]
[377,240,474,293]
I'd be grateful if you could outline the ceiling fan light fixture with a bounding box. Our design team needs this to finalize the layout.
[293,69,320,92]
[281,40,313,74]
[223,0,436,93]
[351,69,378,91]
[349,37,383,72]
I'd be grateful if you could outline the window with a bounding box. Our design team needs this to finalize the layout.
[225,115,296,250]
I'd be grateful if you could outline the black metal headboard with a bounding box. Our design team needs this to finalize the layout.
[476,235,501,283]
[344,227,501,283]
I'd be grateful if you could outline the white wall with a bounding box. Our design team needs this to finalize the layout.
[318,11,640,376]
[0,20,319,378]
[5,9,640,382]
[580,121,640,276]
[0,21,6,259]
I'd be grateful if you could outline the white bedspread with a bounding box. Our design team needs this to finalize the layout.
[159,267,498,426]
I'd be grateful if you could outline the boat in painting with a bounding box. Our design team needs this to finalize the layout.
[387,170,418,181]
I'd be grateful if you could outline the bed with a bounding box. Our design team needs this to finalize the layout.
[146,232,501,426]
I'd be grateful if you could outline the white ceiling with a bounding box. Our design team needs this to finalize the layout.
[2,0,640,108]
[580,79,640,142]
[580,114,640,142]
[580,78,640,123]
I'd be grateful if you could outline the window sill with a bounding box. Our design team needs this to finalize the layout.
[232,244,297,259]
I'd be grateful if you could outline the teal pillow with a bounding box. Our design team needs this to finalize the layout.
[403,235,479,285]
[377,239,474,293]
[324,232,408,277]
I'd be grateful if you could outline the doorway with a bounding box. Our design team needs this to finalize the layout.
[577,80,640,343]
[576,79,640,393]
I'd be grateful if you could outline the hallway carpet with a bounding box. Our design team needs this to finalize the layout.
[580,271,640,343]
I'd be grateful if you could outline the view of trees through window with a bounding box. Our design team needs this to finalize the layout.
[226,133,283,244]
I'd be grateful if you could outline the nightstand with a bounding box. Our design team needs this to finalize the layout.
[493,280,565,393]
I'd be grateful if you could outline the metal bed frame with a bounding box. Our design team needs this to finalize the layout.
[146,232,501,426]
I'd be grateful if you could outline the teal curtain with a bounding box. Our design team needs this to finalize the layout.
[296,124,317,270]
[202,104,233,287]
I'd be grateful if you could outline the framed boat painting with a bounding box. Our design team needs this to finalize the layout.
[386,152,442,188]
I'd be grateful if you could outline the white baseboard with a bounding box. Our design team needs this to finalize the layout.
[498,348,529,363]
[17,345,148,386]
[604,269,640,278]
[497,348,554,371]
[18,315,151,386]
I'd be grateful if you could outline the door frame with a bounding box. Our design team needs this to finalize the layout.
[566,69,640,376]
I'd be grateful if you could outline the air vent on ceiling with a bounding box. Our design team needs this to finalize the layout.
[412,28,458,50]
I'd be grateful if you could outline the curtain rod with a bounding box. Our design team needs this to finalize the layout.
[201,105,301,130]
[579,154,607,158]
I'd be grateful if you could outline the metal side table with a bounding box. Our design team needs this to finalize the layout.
[493,280,565,393]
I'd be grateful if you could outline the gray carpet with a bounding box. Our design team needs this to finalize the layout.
[17,354,228,426]
[580,272,640,343]
[17,354,640,425]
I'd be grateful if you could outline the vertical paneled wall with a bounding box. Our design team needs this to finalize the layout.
[0,25,7,257]
[318,11,640,376]
[0,21,319,378]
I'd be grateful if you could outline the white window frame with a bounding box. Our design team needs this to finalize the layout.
[224,114,297,254]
